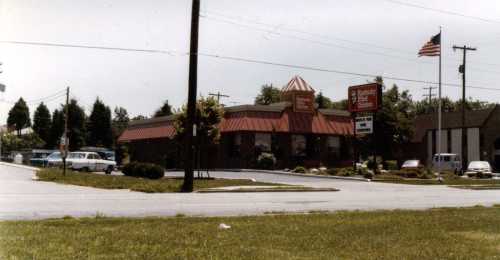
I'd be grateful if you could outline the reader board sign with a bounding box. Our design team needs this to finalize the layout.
[355,116,373,135]
[348,83,382,113]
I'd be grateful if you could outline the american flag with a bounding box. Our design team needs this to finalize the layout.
[418,33,441,57]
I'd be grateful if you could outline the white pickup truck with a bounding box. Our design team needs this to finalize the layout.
[68,152,116,174]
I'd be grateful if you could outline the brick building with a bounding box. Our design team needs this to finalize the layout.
[118,76,354,169]
[411,105,500,170]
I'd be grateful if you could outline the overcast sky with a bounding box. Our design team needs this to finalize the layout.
[1,0,500,121]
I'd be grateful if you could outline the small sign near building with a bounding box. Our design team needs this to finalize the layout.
[355,116,373,135]
[348,83,382,113]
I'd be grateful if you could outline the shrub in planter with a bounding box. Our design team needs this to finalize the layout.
[257,152,277,170]
[337,167,356,176]
[293,166,307,173]
[385,160,398,171]
[122,162,165,179]
[326,168,338,176]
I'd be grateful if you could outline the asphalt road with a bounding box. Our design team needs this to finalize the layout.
[1,163,500,220]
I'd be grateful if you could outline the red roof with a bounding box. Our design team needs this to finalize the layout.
[219,109,352,135]
[118,107,353,142]
[281,75,315,93]
[118,117,176,142]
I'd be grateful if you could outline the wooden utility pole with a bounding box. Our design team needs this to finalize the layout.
[452,45,477,173]
[182,0,200,192]
[62,87,69,176]
[422,87,436,113]
[209,91,229,104]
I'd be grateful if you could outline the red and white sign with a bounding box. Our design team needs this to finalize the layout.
[348,83,382,113]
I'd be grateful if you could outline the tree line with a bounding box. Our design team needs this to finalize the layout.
[3,98,174,152]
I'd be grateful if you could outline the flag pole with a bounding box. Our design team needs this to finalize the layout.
[437,26,442,180]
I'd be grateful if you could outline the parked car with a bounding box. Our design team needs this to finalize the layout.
[401,160,423,170]
[97,151,115,162]
[29,149,57,166]
[465,161,492,177]
[432,153,462,173]
[68,152,116,174]
[45,152,64,168]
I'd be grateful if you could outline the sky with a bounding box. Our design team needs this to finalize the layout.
[1,0,500,121]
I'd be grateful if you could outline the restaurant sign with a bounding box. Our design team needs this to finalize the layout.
[348,83,382,113]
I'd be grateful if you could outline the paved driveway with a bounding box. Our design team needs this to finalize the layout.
[1,163,499,220]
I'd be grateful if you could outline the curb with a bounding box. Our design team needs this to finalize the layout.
[213,168,371,182]
[197,188,340,193]
[0,162,40,172]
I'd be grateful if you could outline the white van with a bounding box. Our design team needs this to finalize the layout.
[432,153,462,173]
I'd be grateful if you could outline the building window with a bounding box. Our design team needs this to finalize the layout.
[327,136,340,153]
[255,133,271,152]
[292,135,307,156]
[229,134,241,158]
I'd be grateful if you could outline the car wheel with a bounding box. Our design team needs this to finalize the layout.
[105,166,113,175]
[82,167,90,173]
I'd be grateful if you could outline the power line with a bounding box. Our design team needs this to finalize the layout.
[1,39,499,91]
[0,40,179,55]
[385,0,500,24]
[198,52,500,91]
[201,14,500,75]
[203,9,500,69]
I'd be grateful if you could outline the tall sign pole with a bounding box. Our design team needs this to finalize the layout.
[453,45,477,173]
[182,0,200,192]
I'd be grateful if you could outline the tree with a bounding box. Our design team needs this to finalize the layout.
[331,99,348,110]
[315,91,333,109]
[112,107,130,139]
[174,97,224,145]
[255,84,281,105]
[66,99,87,151]
[154,100,173,118]
[87,98,113,148]
[32,103,52,147]
[1,132,45,152]
[112,107,130,164]
[7,98,31,136]
[132,115,148,121]
[414,97,493,115]
[358,77,416,163]
[48,109,64,148]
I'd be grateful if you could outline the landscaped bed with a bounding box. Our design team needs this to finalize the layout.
[1,206,499,259]
[373,172,500,187]
[36,169,281,193]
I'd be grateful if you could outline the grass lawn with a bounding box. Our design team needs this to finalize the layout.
[36,169,280,193]
[1,207,500,259]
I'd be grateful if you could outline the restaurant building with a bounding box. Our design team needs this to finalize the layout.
[410,105,500,170]
[118,76,354,169]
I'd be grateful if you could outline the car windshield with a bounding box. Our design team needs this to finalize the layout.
[468,161,490,169]
[69,153,86,159]
[402,160,419,167]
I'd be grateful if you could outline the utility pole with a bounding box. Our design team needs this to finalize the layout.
[62,87,69,176]
[208,91,229,104]
[452,45,477,173]
[422,87,436,113]
[0,63,4,161]
[182,0,200,192]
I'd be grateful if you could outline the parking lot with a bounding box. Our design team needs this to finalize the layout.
[1,163,500,220]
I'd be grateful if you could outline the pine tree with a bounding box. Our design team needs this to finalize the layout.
[154,100,173,118]
[48,109,64,148]
[87,98,113,148]
[7,98,31,136]
[33,103,52,147]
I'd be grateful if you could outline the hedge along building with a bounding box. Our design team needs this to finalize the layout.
[118,76,354,169]
[410,105,500,170]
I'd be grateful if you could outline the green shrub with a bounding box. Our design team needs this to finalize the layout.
[337,167,356,176]
[326,168,338,176]
[257,153,276,170]
[122,162,165,180]
[293,166,306,173]
[391,169,420,178]
[385,160,398,170]
[363,171,374,179]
